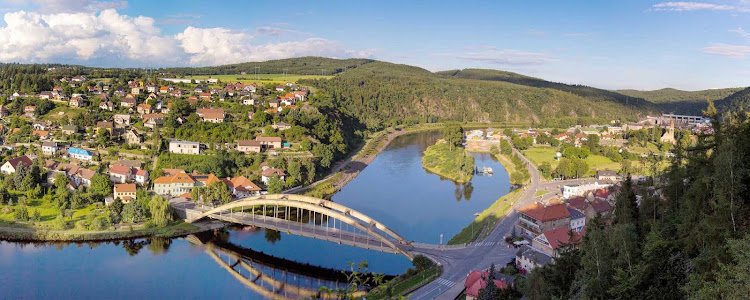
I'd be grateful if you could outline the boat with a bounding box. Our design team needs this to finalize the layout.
[476,166,494,174]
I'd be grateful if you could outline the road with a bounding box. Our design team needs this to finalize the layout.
[409,145,592,300]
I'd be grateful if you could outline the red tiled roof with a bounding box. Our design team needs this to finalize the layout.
[540,227,583,251]
[115,183,137,193]
[6,156,33,169]
[519,202,571,222]
[261,168,286,177]
[110,164,132,175]
[464,270,508,297]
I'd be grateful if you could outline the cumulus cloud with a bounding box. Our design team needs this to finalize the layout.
[454,47,553,66]
[5,0,128,13]
[0,9,370,66]
[651,2,750,12]
[702,43,750,58]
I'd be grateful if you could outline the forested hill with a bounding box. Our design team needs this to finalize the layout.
[437,68,659,113]
[618,87,744,115]
[714,86,750,113]
[160,57,374,76]
[302,62,658,129]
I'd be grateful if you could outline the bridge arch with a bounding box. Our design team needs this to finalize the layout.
[185,194,411,258]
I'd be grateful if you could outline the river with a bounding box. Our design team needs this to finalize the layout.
[0,130,511,299]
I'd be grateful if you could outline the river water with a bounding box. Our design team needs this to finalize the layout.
[0,131,511,299]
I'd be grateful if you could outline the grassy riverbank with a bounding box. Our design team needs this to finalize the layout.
[422,140,475,183]
[0,221,203,242]
[367,266,442,300]
[447,188,523,245]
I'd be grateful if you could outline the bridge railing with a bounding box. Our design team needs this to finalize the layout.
[411,242,470,250]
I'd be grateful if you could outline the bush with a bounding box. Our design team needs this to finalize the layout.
[14,206,29,221]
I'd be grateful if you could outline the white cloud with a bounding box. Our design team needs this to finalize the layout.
[253,26,309,36]
[454,47,554,66]
[702,43,750,58]
[5,0,128,13]
[730,27,750,38]
[651,2,750,12]
[0,9,370,66]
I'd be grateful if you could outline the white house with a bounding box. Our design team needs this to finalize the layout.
[42,142,60,156]
[68,147,93,161]
[1,156,34,175]
[168,139,202,155]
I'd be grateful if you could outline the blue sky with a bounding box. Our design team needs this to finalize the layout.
[0,0,749,90]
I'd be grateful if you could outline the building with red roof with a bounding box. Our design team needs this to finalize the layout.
[517,202,571,236]
[532,226,585,257]
[463,270,508,300]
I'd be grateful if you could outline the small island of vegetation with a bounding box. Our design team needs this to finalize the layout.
[421,123,475,183]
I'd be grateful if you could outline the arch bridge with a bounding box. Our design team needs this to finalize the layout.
[183,194,413,258]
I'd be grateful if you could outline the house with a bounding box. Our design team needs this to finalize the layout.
[159,86,169,94]
[237,140,262,153]
[136,104,152,115]
[71,75,87,82]
[114,184,137,203]
[261,167,286,185]
[170,90,183,97]
[568,207,586,232]
[463,270,508,300]
[123,129,142,145]
[196,108,225,123]
[31,130,50,139]
[99,101,114,111]
[146,84,157,93]
[39,91,53,99]
[32,122,48,130]
[96,121,115,136]
[531,226,584,258]
[222,176,262,198]
[275,85,285,92]
[143,113,165,128]
[241,97,257,106]
[268,99,280,108]
[113,114,131,126]
[272,122,292,131]
[153,172,196,196]
[567,196,613,220]
[1,155,34,175]
[256,136,282,150]
[131,86,141,95]
[42,142,59,156]
[199,92,211,101]
[24,106,36,118]
[169,139,201,155]
[562,182,612,199]
[517,202,571,237]
[61,125,78,135]
[69,96,85,108]
[68,147,94,161]
[516,245,553,272]
[0,105,8,118]
[109,164,133,184]
[134,169,149,185]
[595,170,617,182]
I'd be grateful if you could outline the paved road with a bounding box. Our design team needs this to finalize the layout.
[408,145,593,300]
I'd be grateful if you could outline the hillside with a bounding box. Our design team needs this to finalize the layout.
[437,68,659,113]
[618,87,744,115]
[302,62,657,129]
[715,86,750,112]
[159,57,374,76]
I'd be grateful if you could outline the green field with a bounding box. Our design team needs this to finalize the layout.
[523,146,621,176]
[421,140,475,183]
[182,74,332,85]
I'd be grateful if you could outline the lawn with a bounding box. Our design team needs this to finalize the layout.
[182,74,332,85]
[523,146,621,176]
[534,190,549,197]
[0,195,104,230]
[448,188,523,245]
[422,140,475,183]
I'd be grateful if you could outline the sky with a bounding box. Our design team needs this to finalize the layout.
[0,0,749,90]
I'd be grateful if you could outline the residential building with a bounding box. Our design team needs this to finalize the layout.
[196,108,225,123]
[96,121,114,135]
[99,101,114,111]
[221,176,262,198]
[68,147,93,161]
[531,226,584,258]
[463,270,508,300]
[134,169,149,185]
[568,207,586,232]
[261,167,286,185]
[256,136,282,150]
[114,184,137,203]
[272,122,292,130]
[0,105,8,118]
[562,182,612,199]
[515,245,553,272]
[69,96,85,108]
[74,169,96,187]
[120,95,137,108]
[123,129,142,145]
[109,164,132,184]
[24,106,36,118]
[143,113,165,128]
[517,202,571,237]
[153,172,196,196]
[114,114,131,126]
[595,170,617,182]
[236,140,262,153]
[42,142,59,156]
[137,104,152,115]
[169,139,201,155]
[1,155,34,175]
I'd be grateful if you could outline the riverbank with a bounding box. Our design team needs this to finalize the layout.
[0,220,225,242]
[422,139,475,183]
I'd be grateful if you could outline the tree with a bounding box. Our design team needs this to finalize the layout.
[553,159,573,179]
[441,122,464,151]
[412,254,433,271]
[121,201,145,223]
[207,181,232,205]
[0,186,9,205]
[148,195,174,227]
[97,128,111,145]
[478,264,498,300]
[267,176,285,194]
[14,206,29,221]
[90,174,112,196]
[539,162,552,179]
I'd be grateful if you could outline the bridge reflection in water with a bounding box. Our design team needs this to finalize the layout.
[187,233,392,299]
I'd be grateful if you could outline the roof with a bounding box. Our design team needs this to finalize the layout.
[261,168,286,177]
[68,147,92,156]
[566,196,587,210]
[115,183,137,193]
[196,108,224,115]
[202,112,225,120]
[539,227,584,251]
[76,169,96,180]
[596,169,617,176]
[519,202,571,222]
[5,156,33,169]
[62,125,77,131]
[516,245,553,266]
[110,164,132,175]
[464,270,508,297]
[237,140,261,147]
[42,142,57,147]
[154,173,196,184]
[135,169,148,176]
[170,139,200,145]
[590,198,612,214]
[256,136,282,143]
[223,176,261,191]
